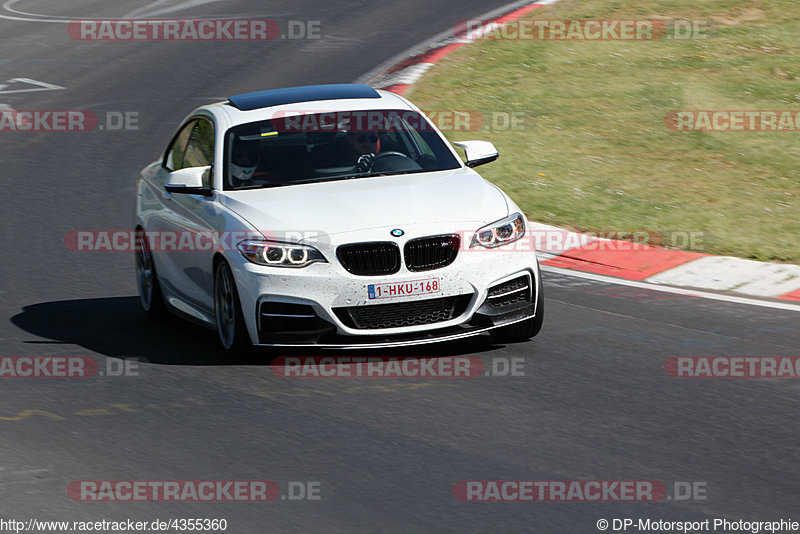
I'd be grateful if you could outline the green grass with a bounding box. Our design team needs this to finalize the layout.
[408,0,800,262]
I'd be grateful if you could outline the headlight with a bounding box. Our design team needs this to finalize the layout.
[471,213,526,248]
[237,240,327,268]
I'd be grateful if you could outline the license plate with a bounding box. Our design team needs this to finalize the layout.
[367,278,441,300]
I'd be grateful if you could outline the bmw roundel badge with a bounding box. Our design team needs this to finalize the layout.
[391,229,404,237]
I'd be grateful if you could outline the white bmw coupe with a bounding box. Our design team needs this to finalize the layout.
[135,84,543,354]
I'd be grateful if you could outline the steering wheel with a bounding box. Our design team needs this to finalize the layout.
[355,151,419,173]
[373,151,410,161]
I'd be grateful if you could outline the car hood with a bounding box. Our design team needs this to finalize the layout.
[217,167,509,238]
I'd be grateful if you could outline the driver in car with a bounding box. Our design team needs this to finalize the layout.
[228,140,264,188]
[229,140,259,187]
[344,131,380,172]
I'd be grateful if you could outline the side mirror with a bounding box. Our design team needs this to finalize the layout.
[453,140,499,168]
[165,166,213,196]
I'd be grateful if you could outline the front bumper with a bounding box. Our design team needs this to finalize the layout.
[228,228,541,347]
[253,313,534,349]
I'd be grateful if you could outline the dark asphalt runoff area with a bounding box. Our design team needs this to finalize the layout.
[1,1,799,532]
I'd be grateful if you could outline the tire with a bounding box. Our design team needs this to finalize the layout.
[490,274,544,343]
[213,260,252,357]
[135,229,166,319]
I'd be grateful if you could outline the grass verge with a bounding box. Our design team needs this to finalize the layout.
[408,0,800,262]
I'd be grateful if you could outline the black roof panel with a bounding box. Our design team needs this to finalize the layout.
[228,84,381,111]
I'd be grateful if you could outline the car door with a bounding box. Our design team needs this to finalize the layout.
[157,117,223,314]
[144,119,196,304]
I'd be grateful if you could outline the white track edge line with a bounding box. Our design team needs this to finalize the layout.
[540,265,800,312]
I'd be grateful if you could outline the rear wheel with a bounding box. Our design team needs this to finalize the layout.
[214,260,251,357]
[490,275,544,343]
[135,229,166,319]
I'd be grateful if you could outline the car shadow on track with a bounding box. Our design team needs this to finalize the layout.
[10,296,503,366]
[11,297,227,365]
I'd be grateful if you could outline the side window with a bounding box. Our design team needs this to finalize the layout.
[164,120,196,171]
[183,118,215,171]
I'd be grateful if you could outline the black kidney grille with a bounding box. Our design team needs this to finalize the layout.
[334,294,471,330]
[486,275,531,308]
[337,242,401,276]
[404,234,460,272]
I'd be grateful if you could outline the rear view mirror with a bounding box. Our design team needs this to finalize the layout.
[453,140,499,168]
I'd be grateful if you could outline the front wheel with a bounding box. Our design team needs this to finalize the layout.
[214,260,252,357]
[135,229,166,319]
[490,275,544,343]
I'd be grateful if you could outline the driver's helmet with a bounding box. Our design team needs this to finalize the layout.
[230,140,260,182]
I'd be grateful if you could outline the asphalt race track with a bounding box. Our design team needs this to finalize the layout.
[1,1,799,532]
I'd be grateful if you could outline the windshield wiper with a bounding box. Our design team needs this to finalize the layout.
[331,170,413,180]
[231,182,291,190]
[364,170,413,178]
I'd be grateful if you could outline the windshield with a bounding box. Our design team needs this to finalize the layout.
[222,109,461,190]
